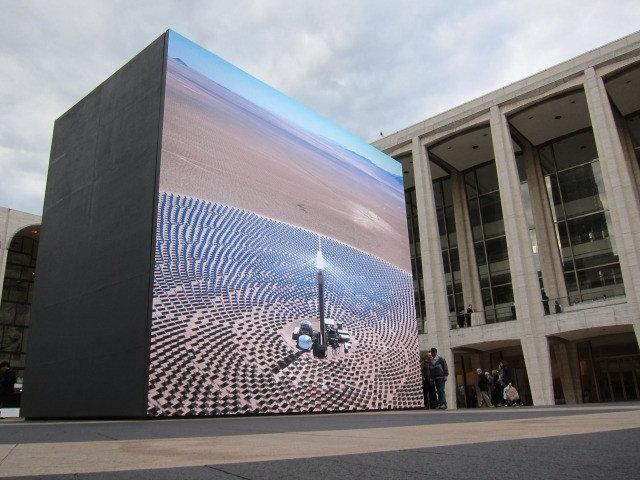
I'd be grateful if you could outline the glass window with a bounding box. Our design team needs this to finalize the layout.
[545,173,565,221]
[2,231,39,378]
[480,287,492,307]
[492,284,514,305]
[516,152,527,182]
[437,208,446,246]
[465,171,477,199]
[486,237,509,264]
[479,193,505,238]
[556,221,570,250]
[468,198,482,241]
[553,130,598,171]
[432,177,462,326]
[442,178,453,207]
[491,272,513,287]
[564,271,578,299]
[433,181,444,209]
[558,164,605,218]
[405,186,425,328]
[474,242,487,267]
[445,206,457,247]
[529,228,540,271]
[462,159,516,322]
[412,190,419,217]
[449,247,460,273]
[539,144,556,175]
[539,127,624,301]
[442,250,451,275]
[476,163,499,194]
[520,182,535,229]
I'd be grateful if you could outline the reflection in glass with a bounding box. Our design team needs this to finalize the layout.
[540,128,624,301]
[433,178,464,318]
[405,187,426,330]
[1,230,39,383]
[465,160,514,322]
[479,193,505,238]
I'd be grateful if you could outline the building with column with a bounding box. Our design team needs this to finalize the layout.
[373,31,640,408]
[0,207,41,388]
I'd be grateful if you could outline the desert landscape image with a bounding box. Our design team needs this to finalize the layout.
[159,35,409,271]
[148,32,420,415]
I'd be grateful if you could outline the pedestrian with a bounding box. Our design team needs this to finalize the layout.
[421,353,437,409]
[0,361,17,419]
[499,359,513,406]
[465,304,473,327]
[491,370,502,406]
[476,368,492,407]
[554,300,562,313]
[430,347,449,409]
[542,290,550,315]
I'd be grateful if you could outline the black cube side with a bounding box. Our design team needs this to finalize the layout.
[21,32,168,418]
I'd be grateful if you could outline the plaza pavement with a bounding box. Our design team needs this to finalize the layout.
[1,403,639,479]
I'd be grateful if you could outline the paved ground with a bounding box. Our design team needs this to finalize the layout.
[1,404,639,479]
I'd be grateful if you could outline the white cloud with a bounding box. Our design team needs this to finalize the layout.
[1,0,639,214]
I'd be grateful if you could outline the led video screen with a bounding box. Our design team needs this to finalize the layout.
[148,31,421,415]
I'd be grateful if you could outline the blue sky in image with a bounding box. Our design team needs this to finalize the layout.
[168,30,401,178]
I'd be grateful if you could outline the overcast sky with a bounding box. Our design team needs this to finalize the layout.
[1,1,639,215]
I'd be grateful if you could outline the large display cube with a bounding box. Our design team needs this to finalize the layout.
[22,31,421,418]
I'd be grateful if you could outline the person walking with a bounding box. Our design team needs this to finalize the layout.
[476,368,492,407]
[499,359,513,406]
[430,347,449,409]
[491,369,502,406]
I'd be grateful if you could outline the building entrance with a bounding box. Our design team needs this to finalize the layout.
[593,354,640,402]
[577,333,640,403]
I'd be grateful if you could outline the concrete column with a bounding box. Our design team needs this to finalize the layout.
[490,105,555,406]
[451,172,483,319]
[523,146,568,306]
[584,67,640,347]
[552,342,582,404]
[412,136,456,408]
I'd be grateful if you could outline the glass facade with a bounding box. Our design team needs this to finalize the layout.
[433,178,463,321]
[576,333,640,403]
[515,152,542,279]
[405,187,426,332]
[0,227,39,384]
[465,162,514,322]
[540,128,624,303]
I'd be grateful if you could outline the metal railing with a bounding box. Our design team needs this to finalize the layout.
[448,305,516,329]
[447,288,626,329]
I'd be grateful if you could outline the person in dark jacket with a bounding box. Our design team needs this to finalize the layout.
[430,348,449,409]
[491,370,502,406]
[476,368,492,407]
[542,290,550,315]
[499,360,513,406]
[465,304,473,327]
[421,353,437,409]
